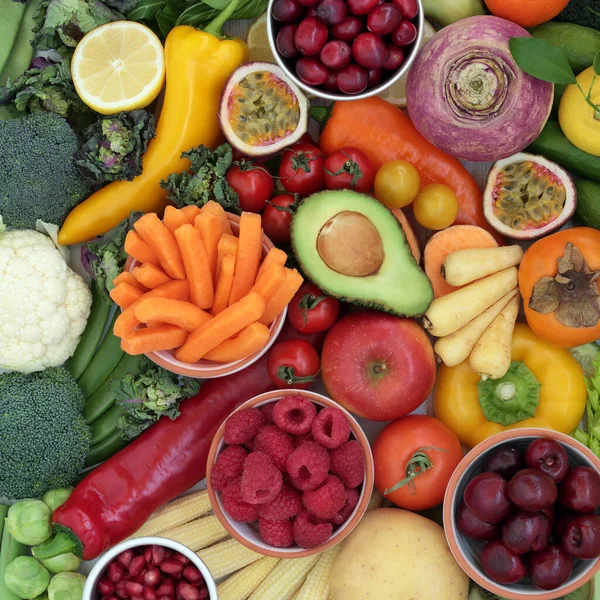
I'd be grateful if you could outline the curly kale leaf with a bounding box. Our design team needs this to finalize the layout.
[160,143,241,214]
[75,110,156,184]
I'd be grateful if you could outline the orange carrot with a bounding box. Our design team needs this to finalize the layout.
[391,208,421,264]
[216,234,239,281]
[181,205,202,224]
[259,268,304,325]
[176,292,266,363]
[257,247,287,279]
[124,231,160,266]
[109,282,145,309]
[201,200,232,235]
[212,254,235,315]
[163,206,189,233]
[134,213,186,280]
[132,263,172,289]
[121,324,189,355]
[113,271,146,290]
[249,262,286,303]
[174,224,214,309]
[194,212,221,281]
[229,212,263,305]
[135,298,212,332]
[203,322,270,363]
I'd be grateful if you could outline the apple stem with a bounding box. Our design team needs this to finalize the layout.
[373,362,387,374]
[383,446,447,496]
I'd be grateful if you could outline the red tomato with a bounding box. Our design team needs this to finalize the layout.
[226,161,275,213]
[262,194,298,245]
[324,147,376,192]
[267,340,320,389]
[372,415,464,511]
[279,143,326,195]
[287,283,340,334]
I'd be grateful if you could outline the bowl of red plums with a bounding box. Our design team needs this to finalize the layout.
[443,429,600,600]
[266,0,424,99]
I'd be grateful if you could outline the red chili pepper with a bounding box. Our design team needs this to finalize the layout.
[34,356,274,561]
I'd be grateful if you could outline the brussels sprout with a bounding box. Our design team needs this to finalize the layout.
[5,556,50,599]
[40,552,81,574]
[47,572,86,600]
[42,488,73,513]
[33,595,49,600]
[6,500,52,545]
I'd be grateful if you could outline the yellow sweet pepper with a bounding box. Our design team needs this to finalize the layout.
[58,10,249,246]
[434,323,586,448]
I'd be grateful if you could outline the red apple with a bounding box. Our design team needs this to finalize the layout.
[321,310,436,420]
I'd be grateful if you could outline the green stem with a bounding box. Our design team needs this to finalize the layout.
[204,0,242,37]
[32,528,82,560]
[309,105,332,129]
[384,447,446,496]
[576,83,600,119]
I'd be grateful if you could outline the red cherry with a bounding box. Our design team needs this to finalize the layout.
[336,64,368,94]
[294,17,329,55]
[391,0,418,18]
[272,0,305,23]
[316,0,348,25]
[320,40,352,69]
[346,0,378,16]
[367,4,401,35]
[352,32,389,70]
[391,20,417,46]
[276,25,299,58]
[367,68,383,87]
[296,57,330,85]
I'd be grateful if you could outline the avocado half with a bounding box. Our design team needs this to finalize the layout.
[291,190,433,317]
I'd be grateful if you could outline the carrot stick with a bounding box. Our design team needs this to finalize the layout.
[122,325,189,355]
[113,271,147,290]
[132,263,172,289]
[134,213,186,280]
[257,247,288,279]
[174,224,214,309]
[124,231,160,266]
[194,212,221,281]
[181,205,202,224]
[212,254,235,315]
[163,206,189,233]
[249,262,286,304]
[135,298,212,332]
[259,268,304,325]
[109,282,145,309]
[216,234,239,281]
[203,323,270,363]
[229,212,263,306]
[201,200,232,235]
[176,292,266,363]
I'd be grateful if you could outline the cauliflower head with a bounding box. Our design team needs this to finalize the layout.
[0,229,92,373]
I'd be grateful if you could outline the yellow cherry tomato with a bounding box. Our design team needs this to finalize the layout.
[373,160,420,208]
[413,183,459,230]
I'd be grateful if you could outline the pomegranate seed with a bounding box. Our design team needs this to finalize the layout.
[143,587,158,600]
[156,581,175,596]
[129,555,147,577]
[115,581,129,598]
[108,562,125,583]
[125,581,144,596]
[182,566,202,585]
[157,597,174,600]
[198,587,209,600]
[131,597,144,600]
[177,582,200,600]
[144,547,153,563]
[160,559,184,576]
[150,546,165,566]
[171,552,191,565]
[144,567,161,587]
[117,550,134,569]
[97,578,116,595]
[135,570,148,585]
[104,597,119,600]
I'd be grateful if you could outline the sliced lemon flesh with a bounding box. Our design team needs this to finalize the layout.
[247,13,276,63]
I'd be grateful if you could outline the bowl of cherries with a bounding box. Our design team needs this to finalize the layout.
[443,429,600,600]
[267,0,424,98]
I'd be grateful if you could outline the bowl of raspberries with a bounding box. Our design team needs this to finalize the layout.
[206,389,374,557]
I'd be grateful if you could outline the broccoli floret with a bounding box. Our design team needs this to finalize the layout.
[0,112,91,229]
[0,368,91,501]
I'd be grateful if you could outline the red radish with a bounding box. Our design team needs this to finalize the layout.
[383,44,405,70]
[352,33,389,69]
[367,4,401,34]
[391,20,417,46]
[277,25,299,58]
[144,547,153,563]
[294,17,329,55]
[272,0,305,22]
[336,64,368,94]
[391,0,418,18]
[331,16,364,41]
[320,40,352,69]
[317,0,347,25]
[296,58,330,85]
[346,0,378,15]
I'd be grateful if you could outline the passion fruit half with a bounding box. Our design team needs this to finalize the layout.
[219,61,309,157]
[483,152,576,240]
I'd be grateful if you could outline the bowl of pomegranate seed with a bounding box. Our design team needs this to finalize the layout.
[83,537,217,600]
[206,389,374,558]
[267,0,424,99]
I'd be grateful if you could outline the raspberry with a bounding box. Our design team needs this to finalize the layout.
[293,509,333,548]
[221,478,259,522]
[258,485,302,521]
[311,407,351,449]
[224,408,265,445]
[253,425,295,471]
[273,395,317,435]
[329,440,365,488]
[294,432,314,447]
[258,517,294,548]
[260,402,275,424]
[210,445,248,492]
[286,442,330,491]
[302,475,347,520]
[333,487,360,525]
[240,452,283,505]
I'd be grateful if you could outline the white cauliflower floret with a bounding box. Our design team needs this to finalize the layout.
[0,229,92,373]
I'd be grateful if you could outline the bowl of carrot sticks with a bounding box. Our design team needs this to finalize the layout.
[109,202,303,378]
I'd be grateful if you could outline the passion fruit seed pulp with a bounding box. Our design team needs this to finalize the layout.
[492,161,567,231]
[229,71,301,147]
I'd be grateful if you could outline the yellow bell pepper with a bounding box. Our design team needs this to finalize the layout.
[434,323,586,448]
[58,11,249,246]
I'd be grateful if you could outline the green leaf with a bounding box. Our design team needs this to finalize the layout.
[594,50,600,76]
[127,0,167,20]
[509,37,577,85]
[201,0,228,10]
[176,0,268,27]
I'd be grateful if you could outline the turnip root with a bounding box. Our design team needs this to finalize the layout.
[441,245,523,286]
[423,267,518,337]
[470,293,520,380]
[434,288,517,367]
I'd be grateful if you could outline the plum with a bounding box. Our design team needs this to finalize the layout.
[482,446,523,480]
[464,472,511,524]
[508,469,557,512]
[559,467,600,513]
[529,545,573,591]
[456,502,500,541]
[561,514,600,559]
[502,511,551,554]
[525,438,570,483]
[480,540,527,585]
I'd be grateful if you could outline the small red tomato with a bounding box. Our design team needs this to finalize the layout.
[262,194,298,245]
[279,143,326,195]
[226,161,275,213]
[267,339,320,389]
[287,283,340,334]
[324,147,375,192]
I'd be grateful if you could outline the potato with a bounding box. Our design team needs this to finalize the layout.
[329,509,468,600]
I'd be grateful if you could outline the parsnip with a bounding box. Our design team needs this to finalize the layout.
[469,293,520,380]
[442,245,523,286]
[423,267,518,337]
[434,288,517,367]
